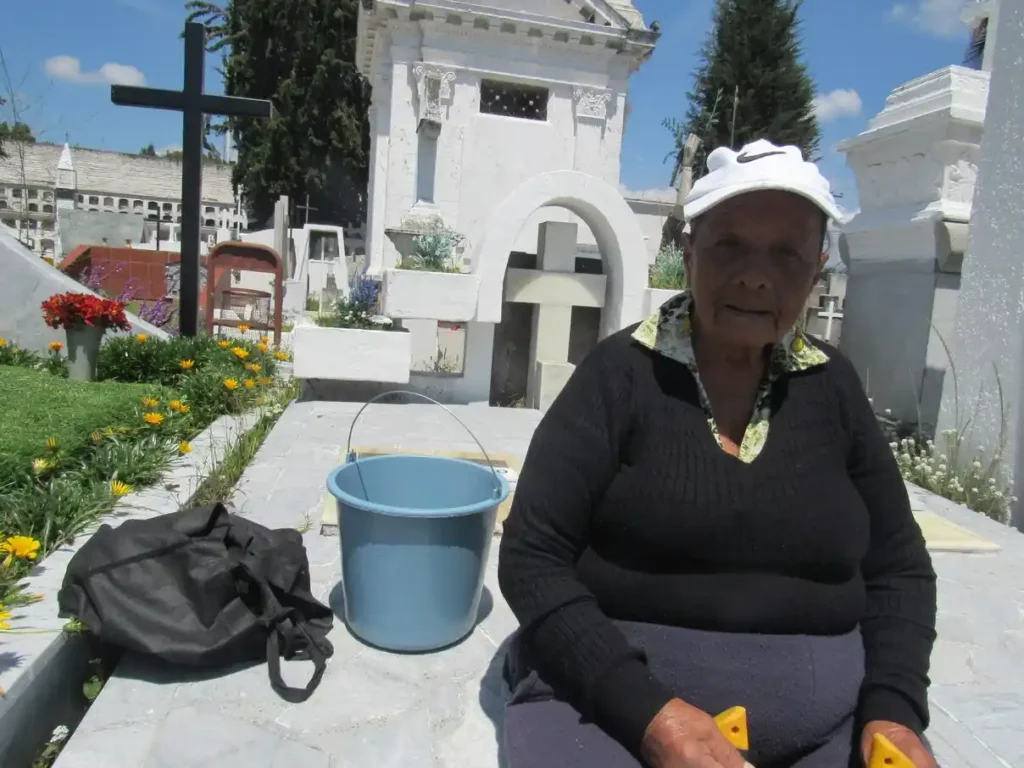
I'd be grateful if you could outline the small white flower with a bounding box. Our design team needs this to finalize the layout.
[884,408,892,416]
[938,464,947,473]
[995,491,1004,499]
[989,478,997,486]
[51,725,69,744]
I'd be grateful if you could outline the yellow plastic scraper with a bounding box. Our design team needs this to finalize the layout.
[868,733,915,768]
[714,706,749,751]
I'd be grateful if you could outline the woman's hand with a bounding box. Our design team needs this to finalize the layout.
[860,721,937,768]
[640,699,749,768]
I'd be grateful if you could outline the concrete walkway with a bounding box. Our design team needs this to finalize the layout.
[54,401,1024,767]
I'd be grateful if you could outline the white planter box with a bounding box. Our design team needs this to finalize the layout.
[382,268,481,321]
[645,287,684,315]
[292,325,411,383]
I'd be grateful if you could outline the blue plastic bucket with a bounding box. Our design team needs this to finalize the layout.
[327,453,509,652]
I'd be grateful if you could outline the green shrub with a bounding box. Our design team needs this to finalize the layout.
[399,229,465,273]
[649,247,688,290]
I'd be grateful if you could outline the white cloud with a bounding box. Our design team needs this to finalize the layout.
[44,56,146,87]
[813,89,863,123]
[889,0,968,38]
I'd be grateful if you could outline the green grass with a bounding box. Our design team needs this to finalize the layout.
[0,366,174,474]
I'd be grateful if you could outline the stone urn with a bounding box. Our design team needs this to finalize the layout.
[64,324,105,381]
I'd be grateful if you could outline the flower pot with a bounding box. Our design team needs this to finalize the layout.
[64,324,105,382]
[292,325,412,383]
[382,269,481,321]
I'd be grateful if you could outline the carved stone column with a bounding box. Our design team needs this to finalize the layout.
[837,65,988,429]
[572,87,612,174]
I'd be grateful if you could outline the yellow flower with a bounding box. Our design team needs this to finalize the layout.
[259,335,269,344]
[257,376,273,386]
[135,333,149,343]
[218,339,231,349]
[273,350,290,361]
[179,359,195,370]
[142,411,164,425]
[32,457,54,474]
[45,437,59,452]
[178,441,193,455]
[48,341,64,352]
[244,378,256,389]
[141,396,159,408]
[109,480,133,497]
[1,536,40,561]
[230,346,249,359]
[244,362,261,373]
[0,608,10,631]
[223,378,239,391]
[256,342,269,353]
[90,430,105,444]
[168,400,190,414]
[237,324,251,334]
[0,338,6,347]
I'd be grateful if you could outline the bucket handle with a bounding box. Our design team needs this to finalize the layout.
[345,390,504,499]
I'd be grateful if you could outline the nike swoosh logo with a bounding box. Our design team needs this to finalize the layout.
[736,150,786,164]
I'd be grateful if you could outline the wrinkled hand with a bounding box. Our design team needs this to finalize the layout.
[861,721,937,768]
[640,699,749,768]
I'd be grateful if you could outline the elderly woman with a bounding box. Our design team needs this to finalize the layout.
[497,139,937,768]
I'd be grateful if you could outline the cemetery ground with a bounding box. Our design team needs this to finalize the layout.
[0,399,1008,768]
[0,328,297,767]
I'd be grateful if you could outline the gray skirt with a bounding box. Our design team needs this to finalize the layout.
[504,621,867,768]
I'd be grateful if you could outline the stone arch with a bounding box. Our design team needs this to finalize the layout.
[470,170,649,336]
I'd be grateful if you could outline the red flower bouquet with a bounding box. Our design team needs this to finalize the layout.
[41,292,131,331]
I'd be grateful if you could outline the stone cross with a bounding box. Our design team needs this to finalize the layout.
[937,0,1024,530]
[110,22,273,336]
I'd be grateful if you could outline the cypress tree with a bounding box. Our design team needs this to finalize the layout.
[665,0,820,186]
[186,0,371,226]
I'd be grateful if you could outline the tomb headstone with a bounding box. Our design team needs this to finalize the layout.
[936,0,1024,530]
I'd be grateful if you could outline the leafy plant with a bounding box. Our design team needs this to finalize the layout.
[314,273,396,331]
[874,328,1016,524]
[399,229,466,273]
[649,247,688,290]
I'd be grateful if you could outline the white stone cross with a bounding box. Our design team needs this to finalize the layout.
[503,221,608,410]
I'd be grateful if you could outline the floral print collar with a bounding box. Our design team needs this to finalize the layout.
[632,291,829,463]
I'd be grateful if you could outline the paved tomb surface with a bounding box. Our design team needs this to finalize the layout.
[54,402,1023,767]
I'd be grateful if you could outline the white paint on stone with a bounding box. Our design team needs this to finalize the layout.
[937,0,1024,530]
[837,63,988,427]
[382,269,481,321]
[472,170,649,335]
[291,325,412,383]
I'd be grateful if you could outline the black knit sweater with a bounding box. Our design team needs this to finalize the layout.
[497,325,937,756]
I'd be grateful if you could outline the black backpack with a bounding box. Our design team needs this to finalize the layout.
[58,503,334,703]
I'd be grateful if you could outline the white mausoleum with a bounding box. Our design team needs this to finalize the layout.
[354,0,663,407]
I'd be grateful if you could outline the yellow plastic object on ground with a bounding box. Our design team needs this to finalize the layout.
[868,733,915,768]
[714,706,750,751]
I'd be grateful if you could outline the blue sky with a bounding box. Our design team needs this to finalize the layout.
[2,0,974,211]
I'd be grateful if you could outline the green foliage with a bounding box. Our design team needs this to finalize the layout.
[0,342,68,377]
[0,107,35,159]
[400,230,466,273]
[186,0,371,225]
[649,247,688,290]
[665,0,820,179]
[0,366,169,477]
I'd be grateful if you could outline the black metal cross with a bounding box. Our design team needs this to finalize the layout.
[110,21,273,336]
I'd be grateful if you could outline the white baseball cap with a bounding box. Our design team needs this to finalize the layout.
[682,139,843,223]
